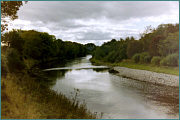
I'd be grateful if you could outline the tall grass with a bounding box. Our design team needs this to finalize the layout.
[1,75,41,119]
[1,46,98,119]
[1,73,97,119]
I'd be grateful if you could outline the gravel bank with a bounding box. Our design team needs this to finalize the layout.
[113,67,179,87]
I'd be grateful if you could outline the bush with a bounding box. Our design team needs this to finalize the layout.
[160,57,167,66]
[144,55,151,63]
[105,51,118,63]
[140,52,151,63]
[1,54,8,77]
[6,48,26,73]
[160,53,179,66]
[132,53,141,63]
[151,56,162,65]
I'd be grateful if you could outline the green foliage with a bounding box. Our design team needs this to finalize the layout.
[20,30,55,60]
[151,56,162,65]
[92,39,128,63]
[160,58,168,66]
[132,53,141,63]
[85,43,96,54]
[92,47,105,60]
[6,48,26,73]
[88,24,179,65]
[1,1,23,19]
[160,53,179,67]
[144,56,151,64]
[149,35,165,56]
[140,52,151,63]
[127,41,143,58]
[1,30,87,61]
[1,1,27,32]
[114,60,179,76]
[105,51,118,63]
[8,30,25,55]
[117,43,128,62]
[158,32,179,56]
[1,54,8,77]
[139,33,155,52]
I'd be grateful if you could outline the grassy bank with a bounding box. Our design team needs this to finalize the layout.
[1,73,97,119]
[90,58,179,76]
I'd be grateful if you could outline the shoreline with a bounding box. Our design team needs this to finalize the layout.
[1,73,97,119]
[113,67,179,87]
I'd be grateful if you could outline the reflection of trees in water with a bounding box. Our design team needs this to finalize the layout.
[39,57,84,69]
[38,57,87,87]
[42,70,70,87]
[39,60,68,69]
[111,77,179,116]
[92,68,109,73]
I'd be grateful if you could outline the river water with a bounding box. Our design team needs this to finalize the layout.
[40,55,179,119]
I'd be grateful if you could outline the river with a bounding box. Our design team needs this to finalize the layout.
[39,55,179,119]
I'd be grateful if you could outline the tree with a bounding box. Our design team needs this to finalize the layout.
[158,32,179,56]
[149,35,165,56]
[125,37,130,41]
[20,30,55,60]
[116,42,128,62]
[130,36,135,41]
[127,41,143,58]
[6,48,26,73]
[1,1,27,32]
[139,25,154,38]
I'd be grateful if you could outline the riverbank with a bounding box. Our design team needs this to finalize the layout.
[1,73,97,119]
[113,67,179,87]
[90,58,179,76]
[90,58,179,87]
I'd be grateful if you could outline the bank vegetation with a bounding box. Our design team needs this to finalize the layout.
[91,23,179,76]
[1,30,97,119]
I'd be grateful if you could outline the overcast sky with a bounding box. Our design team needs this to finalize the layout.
[8,1,179,45]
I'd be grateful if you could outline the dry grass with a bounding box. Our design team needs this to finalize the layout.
[1,73,97,119]
[1,75,41,119]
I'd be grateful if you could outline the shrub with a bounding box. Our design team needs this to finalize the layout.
[160,53,179,66]
[144,55,151,64]
[132,53,141,63]
[106,51,118,63]
[140,52,151,63]
[1,54,8,77]
[151,56,162,65]
[6,48,26,73]
[160,57,167,66]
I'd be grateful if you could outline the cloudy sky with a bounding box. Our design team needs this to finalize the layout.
[9,1,179,45]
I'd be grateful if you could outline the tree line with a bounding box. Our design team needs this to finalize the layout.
[92,23,179,67]
[1,30,87,74]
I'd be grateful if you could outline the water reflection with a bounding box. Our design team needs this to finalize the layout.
[40,55,179,119]
[92,68,110,72]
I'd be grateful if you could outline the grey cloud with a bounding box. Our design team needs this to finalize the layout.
[77,30,112,41]
[10,1,179,45]
[18,1,177,23]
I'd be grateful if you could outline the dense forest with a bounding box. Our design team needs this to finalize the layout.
[92,23,179,67]
[1,29,88,75]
